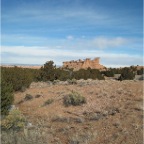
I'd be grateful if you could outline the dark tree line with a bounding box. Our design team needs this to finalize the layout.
[36,61,104,81]
[137,68,144,75]
[1,80,14,116]
[101,66,137,80]
[1,66,38,91]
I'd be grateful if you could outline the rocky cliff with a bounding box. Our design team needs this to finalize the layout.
[63,57,105,70]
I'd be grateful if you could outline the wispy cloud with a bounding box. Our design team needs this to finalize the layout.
[1,45,143,67]
[2,7,107,25]
[66,35,74,40]
[88,37,127,49]
[2,4,141,35]
[1,34,132,47]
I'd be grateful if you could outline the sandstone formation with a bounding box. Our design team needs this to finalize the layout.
[63,57,105,70]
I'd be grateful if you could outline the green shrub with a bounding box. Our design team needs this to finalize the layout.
[1,80,14,116]
[56,69,71,81]
[119,67,135,80]
[52,115,70,123]
[37,61,57,81]
[137,68,144,75]
[43,99,54,106]
[24,94,33,101]
[63,91,86,106]
[67,79,77,84]
[1,109,26,130]
[73,68,104,80]
[20,86,27,92]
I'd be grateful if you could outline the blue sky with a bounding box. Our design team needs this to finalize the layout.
[1,0,143,67]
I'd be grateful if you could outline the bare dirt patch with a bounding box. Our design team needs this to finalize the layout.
[13,80,143,144]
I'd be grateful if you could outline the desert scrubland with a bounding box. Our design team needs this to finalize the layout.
[2,79,143,144]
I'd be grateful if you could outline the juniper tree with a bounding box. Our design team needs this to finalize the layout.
[1,80,14,116]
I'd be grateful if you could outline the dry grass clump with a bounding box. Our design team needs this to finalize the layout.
[63,91,86,106]
[67,79,77,85]
[43,99,54,106]
[35,94,41,98]
[133,103,143,111]
[1,128,51,144]
[68,130,97,144]
[53,80,60,85]
[1,109,26,130]
[89,112,103,121]
[74,117,85,123]
[52,115,70,123]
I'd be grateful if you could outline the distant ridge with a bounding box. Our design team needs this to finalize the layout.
[1,63,42,69]
[1,63,61,69]
[1,63,42,66]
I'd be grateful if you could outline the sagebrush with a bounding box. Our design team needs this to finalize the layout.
[63,91,86,106]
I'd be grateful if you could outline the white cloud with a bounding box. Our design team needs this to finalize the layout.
[1,45,143,67]
[2,7,108,25]
[92,37,127,49]
[2,34,131,50]
[66,35,74,40]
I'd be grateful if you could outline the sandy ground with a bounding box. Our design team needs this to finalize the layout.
[14,80,143,144]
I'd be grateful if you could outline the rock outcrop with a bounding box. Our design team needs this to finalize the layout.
[63,57,105,70]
